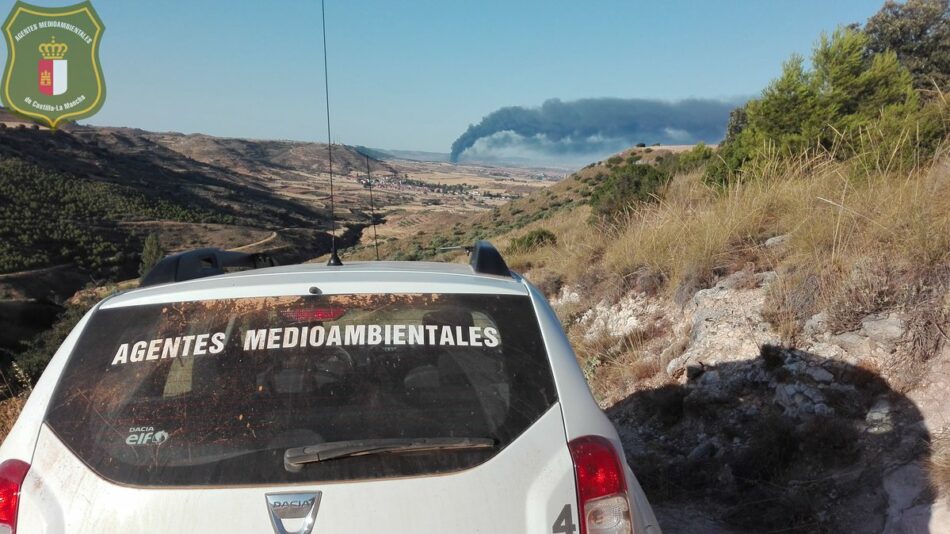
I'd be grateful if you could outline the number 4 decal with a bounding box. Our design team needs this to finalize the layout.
[552,504,577,534]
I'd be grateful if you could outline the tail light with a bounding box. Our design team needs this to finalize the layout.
[280,307,346,322]
[569,436,632,534]
[0,459,30,534]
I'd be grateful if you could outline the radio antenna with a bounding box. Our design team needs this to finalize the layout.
[322,0,342,266]
[365,154,380,260]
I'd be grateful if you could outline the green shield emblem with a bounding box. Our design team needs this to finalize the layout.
[2,1,105,128]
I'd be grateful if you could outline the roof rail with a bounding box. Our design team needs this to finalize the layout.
[140,248,278,287]
[469,240,511,277]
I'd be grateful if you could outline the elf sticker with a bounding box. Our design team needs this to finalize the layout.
[126,426,169,446]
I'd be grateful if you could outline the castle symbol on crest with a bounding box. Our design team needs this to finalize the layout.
[38,37,68,96]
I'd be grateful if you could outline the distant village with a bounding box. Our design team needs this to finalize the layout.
[357,173,520,200]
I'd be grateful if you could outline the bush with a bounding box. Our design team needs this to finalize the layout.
[656,142,715,175]
[15,303,89,380]
[506,228,556,254]
[589,164,670,219]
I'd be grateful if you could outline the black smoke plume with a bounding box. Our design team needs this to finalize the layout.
[450,98,738,163]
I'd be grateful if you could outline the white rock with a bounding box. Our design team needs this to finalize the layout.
[803,311,827,337]
[765,234,790,248]
[866,398,894,433]
[861,314,904,347]
[552,286,581,306]
[577,293,668,341]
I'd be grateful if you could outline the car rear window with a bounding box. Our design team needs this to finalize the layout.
[44,293,558,487]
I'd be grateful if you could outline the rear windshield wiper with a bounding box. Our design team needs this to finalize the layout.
[284,437,495,472]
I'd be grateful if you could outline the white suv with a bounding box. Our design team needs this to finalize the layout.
[0,242,660,534]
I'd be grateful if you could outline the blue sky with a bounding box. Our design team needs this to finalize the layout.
[3,0,885,152]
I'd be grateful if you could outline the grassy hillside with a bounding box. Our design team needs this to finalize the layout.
[366,111,946,359]
[0,113,407,279]
[346,132,950,530]
[0,125,336,231]
[344,144,706,261]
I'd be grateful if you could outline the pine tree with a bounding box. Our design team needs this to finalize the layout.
[138,233,164,281]
[865,0,950,92]
[706,27,927,184]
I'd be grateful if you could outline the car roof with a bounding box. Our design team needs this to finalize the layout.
[101,261,530,309]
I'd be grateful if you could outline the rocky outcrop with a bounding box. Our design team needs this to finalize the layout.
[665,271,777,376]
[576,292,670,341]
[560,266,949,533]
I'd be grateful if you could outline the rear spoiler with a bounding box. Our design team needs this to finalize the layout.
[140,248,278,287]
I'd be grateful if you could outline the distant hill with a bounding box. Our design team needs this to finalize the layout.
[378,149,452,163]
[138,132,398,178]
[0,111,396,355]
[0,119,397,259]
[353,146,398,162]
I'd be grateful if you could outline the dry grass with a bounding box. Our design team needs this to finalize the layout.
[596,144,949,341]
[504,138,950,398]
[0,394,26,441]
[496,131,948,326]
[354,125,950,404]
[763,263,821,343]
[505,205,604,283]
[486,134,950,401]
[567,315,673,402]
[0,362,32,440]
[605,148,950,303]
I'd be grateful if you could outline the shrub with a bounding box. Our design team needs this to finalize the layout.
[506,228,557,254]
[527,268,563,297]
[15,302,90,380]
[656,142,715,175]
[589,164,670,219]
[0,158,233,274]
